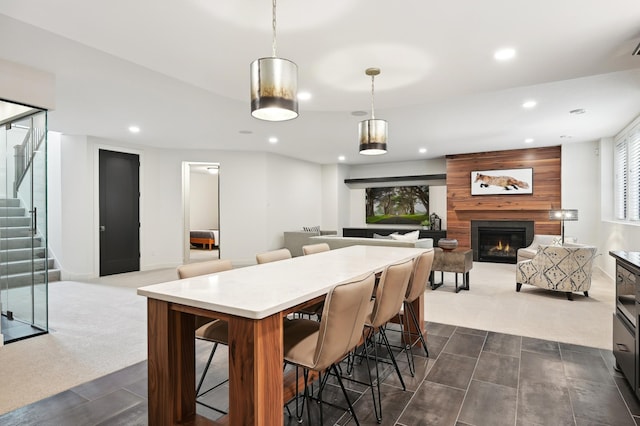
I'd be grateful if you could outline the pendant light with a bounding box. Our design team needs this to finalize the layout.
[250,0,298,121]
[359,67,387,155]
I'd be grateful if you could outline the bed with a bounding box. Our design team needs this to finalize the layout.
[189,229,219,250]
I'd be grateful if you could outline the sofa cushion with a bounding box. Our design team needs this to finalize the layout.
[373,233,392,239]
[389,230,420,241]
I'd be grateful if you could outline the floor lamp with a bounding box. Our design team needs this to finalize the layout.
[548,209,579,244]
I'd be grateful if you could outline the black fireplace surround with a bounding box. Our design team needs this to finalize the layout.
[471,220,534,264]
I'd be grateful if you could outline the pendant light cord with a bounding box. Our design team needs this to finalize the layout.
[370,74,376,119]
[272,0,277,57]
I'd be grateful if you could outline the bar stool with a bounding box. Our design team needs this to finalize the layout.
[362,258,414,423]
[300,243,331,318]
[256,248,292,264]
[176,259,233,414]
[400,249,434,375]
[283,273,376,425]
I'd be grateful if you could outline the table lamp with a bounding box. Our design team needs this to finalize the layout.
[548,209,578,244]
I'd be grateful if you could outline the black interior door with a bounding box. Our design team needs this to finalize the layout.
[99,150,140,276]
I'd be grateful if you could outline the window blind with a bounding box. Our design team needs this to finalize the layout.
[615,121,640,221]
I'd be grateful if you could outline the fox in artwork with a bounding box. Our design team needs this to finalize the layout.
[474,173,530,191]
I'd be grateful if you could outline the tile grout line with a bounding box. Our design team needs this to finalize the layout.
[452,326,488,425]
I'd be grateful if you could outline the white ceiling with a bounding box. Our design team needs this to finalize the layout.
[1,0,640,165]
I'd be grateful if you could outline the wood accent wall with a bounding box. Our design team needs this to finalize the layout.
[446,146,562,247]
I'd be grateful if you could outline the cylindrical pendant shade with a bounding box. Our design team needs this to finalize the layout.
[359,118,388,155]
[250,57,298,121]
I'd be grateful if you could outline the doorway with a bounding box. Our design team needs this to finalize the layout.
[183,162,220,264]
[99,149,140,276]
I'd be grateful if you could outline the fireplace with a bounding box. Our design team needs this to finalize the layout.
[471,220,534,263]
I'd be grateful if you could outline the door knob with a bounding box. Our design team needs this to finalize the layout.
[100,225,106,232]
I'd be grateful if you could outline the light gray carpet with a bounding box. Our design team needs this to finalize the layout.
[0,261,614,415]
[425,262,614,350]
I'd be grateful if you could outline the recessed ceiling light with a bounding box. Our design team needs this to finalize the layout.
[128,125,140,133]
[351,110,368,117]
[569,108,586,115]
[419,148,427,154]
[239,130,253,134]
[524,138,534,143]
[522,100,537,109]
[494,48,516,61]
[338,155,346,161]
[297,91,311,101]
[268,137,278,144]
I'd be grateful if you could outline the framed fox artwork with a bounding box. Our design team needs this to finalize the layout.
[471,168,533,195]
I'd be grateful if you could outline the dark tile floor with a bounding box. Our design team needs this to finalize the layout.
[1,322,638,426]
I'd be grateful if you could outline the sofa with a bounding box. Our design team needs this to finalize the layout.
[516,234,577,262]
[515,245,598,300]
[308,235,433,250]
[283,230,337,256]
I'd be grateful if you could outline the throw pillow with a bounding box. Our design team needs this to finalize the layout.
[373,233,392,239]
[389,230,420,241]
[302,225,321,232]
[551,236,563,246]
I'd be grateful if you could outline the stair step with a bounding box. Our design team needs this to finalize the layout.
[0,198,21,207]
[0,258,54,275]
[1,269,61,288]
[0,247,47,262]
[0,226,32,238]
[0,207,26,217]
[0,237,42,250]
[0,217,31,227]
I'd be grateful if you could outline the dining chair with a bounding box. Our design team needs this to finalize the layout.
[300,243,331,318]
[256,248,292,264]
[363,258,414,423]
[400,249,434,375]
[283,272,376,425]
[176,259,233,414]
[302,242,331,255]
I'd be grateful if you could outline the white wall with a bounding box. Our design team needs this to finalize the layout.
[0,58,55,110]
[54,135,94,279]
[51,138,326,276]
[189,171,218,230]
[561,141,600,247]
[265,153,323,250]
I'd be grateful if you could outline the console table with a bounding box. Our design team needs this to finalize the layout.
[430,247,473,292]
[343,227,447,246]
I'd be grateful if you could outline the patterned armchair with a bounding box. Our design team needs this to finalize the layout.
[516,245,598,300]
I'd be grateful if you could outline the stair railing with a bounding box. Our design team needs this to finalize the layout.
[13,122,45,199]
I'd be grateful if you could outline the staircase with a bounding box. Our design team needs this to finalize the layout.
[0,198,59,286]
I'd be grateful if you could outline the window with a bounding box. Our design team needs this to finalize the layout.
[615,122,640,221]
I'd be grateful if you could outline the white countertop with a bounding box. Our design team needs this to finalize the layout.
[137,245,430,319]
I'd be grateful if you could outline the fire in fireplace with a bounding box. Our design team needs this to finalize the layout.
[488,240,516,258]
[471,220,534,264]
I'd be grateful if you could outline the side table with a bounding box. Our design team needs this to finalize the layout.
[430,247,473,292]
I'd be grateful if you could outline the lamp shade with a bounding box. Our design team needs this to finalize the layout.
[359,118,388,155]
[250,57,298,121]
[548,209,579,221]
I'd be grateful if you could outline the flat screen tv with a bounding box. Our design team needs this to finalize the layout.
[365,185,429,225]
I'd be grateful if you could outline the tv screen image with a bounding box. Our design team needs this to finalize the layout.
[366,185,429,225]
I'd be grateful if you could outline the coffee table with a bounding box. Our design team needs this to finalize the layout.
[430,247,473,292]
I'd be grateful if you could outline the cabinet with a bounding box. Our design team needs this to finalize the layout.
[610,250,640,399]
[343,227,447,246]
